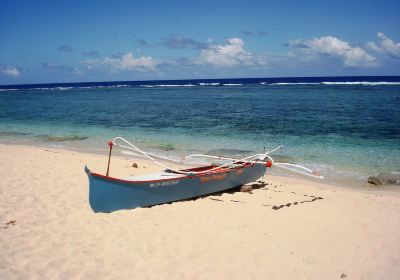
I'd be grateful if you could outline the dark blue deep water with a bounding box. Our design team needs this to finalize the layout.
[1,76,399,185]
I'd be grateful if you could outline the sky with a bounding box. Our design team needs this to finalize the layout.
[0,0,399,85]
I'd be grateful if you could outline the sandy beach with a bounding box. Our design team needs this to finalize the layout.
[1,143,399,279]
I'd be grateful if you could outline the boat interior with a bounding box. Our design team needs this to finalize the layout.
[123,162,249,182]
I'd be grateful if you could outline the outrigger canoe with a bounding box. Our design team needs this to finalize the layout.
[85,137,323,212]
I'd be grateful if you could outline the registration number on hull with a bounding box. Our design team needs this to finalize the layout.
[150,180,180,188]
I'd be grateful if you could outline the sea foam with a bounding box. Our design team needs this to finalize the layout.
[321,81,400,85]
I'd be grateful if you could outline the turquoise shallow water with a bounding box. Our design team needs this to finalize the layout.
[1,77,399,186]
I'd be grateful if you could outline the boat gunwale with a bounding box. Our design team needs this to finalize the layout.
[89,163,259,184]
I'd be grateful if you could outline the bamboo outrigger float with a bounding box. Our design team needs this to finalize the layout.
[85,137,323,213]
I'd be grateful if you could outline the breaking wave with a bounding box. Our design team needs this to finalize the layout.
[321,81,400,85]
[222,83,243,86]
[259,81,400,86]
[267,82,321,85]
[1,78,399,93]
[199,82,220,86]
[140,84,196,87]
[0,88,18,92]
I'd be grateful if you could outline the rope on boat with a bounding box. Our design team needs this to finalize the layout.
[110,137,324,179]
[112,137,174,171]
[274,163,323,179]
[111,137,271,175]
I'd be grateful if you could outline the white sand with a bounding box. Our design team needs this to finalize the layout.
[1,144,399,279]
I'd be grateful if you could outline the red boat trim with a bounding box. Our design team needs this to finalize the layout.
[90,172,190,184]
[90,167,239,184]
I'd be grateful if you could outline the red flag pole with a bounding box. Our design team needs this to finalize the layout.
[106,140,113,177]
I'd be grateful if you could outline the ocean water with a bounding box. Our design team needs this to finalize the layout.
[1,76,399,186]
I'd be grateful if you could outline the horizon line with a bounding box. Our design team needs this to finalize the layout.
[1,74,400,87]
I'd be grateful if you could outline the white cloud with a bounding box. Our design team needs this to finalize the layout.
[197,38,255,67]
[367,32,400,58]
[81,52,160,73]
[197,36,376,69]
[1,66,20,77]
[103,52,159,72]
[299,36,376,67]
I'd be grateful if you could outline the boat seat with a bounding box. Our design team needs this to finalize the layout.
[124,171,186,181]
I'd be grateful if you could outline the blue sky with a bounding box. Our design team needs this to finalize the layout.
[1,0,399,84]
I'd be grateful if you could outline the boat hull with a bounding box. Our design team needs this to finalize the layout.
[85,164,266,212]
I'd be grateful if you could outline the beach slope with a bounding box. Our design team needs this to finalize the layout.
[1,144,399,279]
